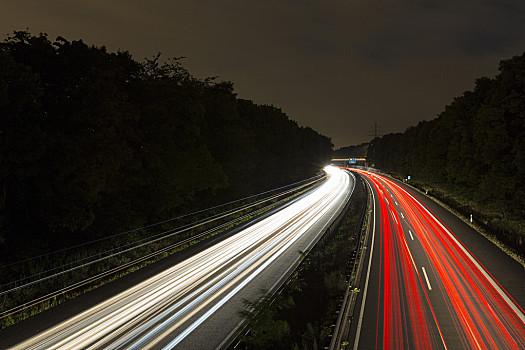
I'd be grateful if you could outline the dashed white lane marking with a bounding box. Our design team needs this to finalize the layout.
[422,266,432,291]
[391,211,398,224]
[408,230,414,240]
[400,212,405,219]
[392,180,525,323]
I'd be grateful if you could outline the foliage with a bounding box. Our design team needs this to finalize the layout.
[368,53,525,256]
[333,142,368,159]
[240,292,295,350]
[0,31,332,260]
[238,177,367,349]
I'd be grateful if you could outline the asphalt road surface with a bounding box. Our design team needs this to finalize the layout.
[6,166,353,350]
[351,169,525,350]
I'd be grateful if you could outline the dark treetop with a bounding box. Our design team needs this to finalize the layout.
[0,32,332,259]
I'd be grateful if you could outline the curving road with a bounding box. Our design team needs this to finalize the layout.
[351,169,525,350]
[8,166,353,350]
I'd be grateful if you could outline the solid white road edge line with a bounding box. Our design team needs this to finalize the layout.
[353,179,376,350]
[391,180,525,324]
[215,171,355,350]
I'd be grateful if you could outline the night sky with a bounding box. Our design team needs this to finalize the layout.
[2,0,525,147]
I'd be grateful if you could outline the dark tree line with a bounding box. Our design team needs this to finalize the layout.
[0,32,332,258]
[368,53,525,254]
[333,142,368,159]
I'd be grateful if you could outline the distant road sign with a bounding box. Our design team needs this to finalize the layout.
[349,158,357,165]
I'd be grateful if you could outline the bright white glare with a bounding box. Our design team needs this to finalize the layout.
[323,165,340,176]
[14,166,352,350]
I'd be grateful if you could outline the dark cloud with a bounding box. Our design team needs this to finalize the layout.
[1,0,525,146]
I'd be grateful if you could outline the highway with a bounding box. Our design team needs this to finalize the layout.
[351,169,525,349]
[6,166,353,350]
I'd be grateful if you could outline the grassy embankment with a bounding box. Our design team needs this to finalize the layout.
[235,174,368,350]
[406,178,525,265]
[0,177,323,329]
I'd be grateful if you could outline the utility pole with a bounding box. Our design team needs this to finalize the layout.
[367,122,381,167]
[369,121,381,139]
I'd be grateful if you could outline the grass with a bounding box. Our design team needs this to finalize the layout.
[405,178,525,266]
[0,179,321,329]
[234,175,368,350]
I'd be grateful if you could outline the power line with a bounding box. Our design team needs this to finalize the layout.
[368,121,382,139]
[2,174,324,269]
[0,176,324,295]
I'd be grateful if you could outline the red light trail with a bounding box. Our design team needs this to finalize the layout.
[353,169,525,350]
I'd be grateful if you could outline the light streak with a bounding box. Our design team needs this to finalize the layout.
[353,169,525,349]
[13,166,352,350]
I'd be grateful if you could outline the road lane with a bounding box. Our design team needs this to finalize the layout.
[9,166,353,350]
[353,169,525,350]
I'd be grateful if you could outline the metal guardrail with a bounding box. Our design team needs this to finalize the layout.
[0,175,327,327]
[220,171,356,350]
[329,174,373,350]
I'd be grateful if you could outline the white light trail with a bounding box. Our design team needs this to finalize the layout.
[14,166,351,350]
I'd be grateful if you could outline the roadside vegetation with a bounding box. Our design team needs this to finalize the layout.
[0,31,332,261]
[0,30,333,326]
[0,178,322,328]
[367,53,525,259]
[234,174,367,350]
